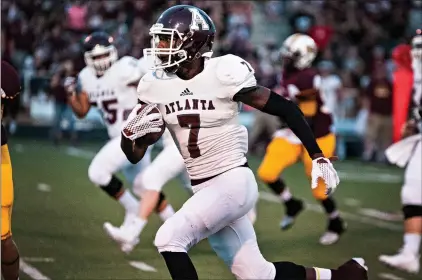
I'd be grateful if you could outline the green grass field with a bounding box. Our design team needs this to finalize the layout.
[8,138,421,280]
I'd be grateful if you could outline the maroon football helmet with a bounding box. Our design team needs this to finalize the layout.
[143,5,216,72]
[1,61,20,100]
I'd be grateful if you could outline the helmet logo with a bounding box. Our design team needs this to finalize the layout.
[188,8,209,31]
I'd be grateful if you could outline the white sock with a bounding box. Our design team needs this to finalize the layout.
[313,267,332,280]
[131,217,147,237]
[403,233,421,255]
[158,204,175,221]
[280,188,292,202]
[118,190,139,213]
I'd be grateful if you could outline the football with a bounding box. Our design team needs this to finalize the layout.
[134,104,166,146]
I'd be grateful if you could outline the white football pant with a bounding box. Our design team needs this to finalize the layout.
[88,136,152,188]
[154,167,276,279]
[402,141,422,206]
[133,140,190,195]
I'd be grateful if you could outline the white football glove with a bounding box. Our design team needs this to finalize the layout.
[311,156,340,196]
[122,104,163,141]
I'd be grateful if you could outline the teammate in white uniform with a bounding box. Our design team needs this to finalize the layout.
[379,32,422,274]
[66,32,175,236]
[120,6,368,280]
[104,128,190,253]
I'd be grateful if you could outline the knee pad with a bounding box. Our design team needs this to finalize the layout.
[154,212,195,253]
[88,160,112,186]
[230,240,275,280]
[100,176,123,198]
[155,192,166,212]
[403,205,422,220]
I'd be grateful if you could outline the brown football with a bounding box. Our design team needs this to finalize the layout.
[133,104,165,146]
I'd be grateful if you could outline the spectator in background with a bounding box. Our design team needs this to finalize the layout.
[363,68,393,163]
[66,0,87,34]
[48,71,77,145]
[318,60,342,120]
[309,14,333,52]
[334,71,365,160]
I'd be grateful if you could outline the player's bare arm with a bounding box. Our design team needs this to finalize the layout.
[120,135,148,164]
[65,77,91,118]
[233,85,323,159]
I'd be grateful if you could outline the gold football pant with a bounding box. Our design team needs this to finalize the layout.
[258,133,336,200]
[1,144,14,240]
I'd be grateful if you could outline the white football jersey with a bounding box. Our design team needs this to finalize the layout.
[138,54,256,180]
[78,56,149,138]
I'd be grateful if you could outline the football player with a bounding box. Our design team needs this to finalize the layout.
[379,31,422,274]
[120,5,368,280]
[65,32,175,239]
[256,34,346,245]
[1,60,21,280]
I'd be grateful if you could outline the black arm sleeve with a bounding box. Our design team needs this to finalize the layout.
[262,91,323,158]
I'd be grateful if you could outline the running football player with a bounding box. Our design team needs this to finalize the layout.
[65,32,175,237]
[120,5,368,280]
[379,31,422,274]
[1,60,21,280]
[257,34,346,245]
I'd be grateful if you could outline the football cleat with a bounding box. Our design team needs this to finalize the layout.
[280,198,304,230]
[319,217,346,245]
[103,222,140,254]
[379,251,420,274]
[332,258,368,280]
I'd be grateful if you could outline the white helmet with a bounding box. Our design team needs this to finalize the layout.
[280,33,318,70]
[83,32,118,76]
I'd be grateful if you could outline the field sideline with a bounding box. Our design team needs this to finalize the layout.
[8,139,420,280]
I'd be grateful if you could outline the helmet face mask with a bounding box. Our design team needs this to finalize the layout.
[143,5,216,73]
[144,24,188,71]
[83,32,118,75]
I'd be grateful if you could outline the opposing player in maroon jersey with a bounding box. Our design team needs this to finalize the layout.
[257,34,346,245]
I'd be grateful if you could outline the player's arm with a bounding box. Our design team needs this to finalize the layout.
[234,86,323,158]
[65,77,91,118]
[120,133,148,164]
[285,75,320,102]
[217,55,323,158]
[120,99,162,164]
[122,56,148,88]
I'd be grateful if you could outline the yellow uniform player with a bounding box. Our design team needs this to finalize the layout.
[1,60,21,280]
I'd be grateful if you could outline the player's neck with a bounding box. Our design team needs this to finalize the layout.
[176,59,204,80]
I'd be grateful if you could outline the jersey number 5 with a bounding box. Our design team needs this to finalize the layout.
[177,114,201,158]
[102,99,118,124]
[101,99,132,125]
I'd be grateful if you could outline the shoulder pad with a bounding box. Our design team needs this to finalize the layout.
[77,67,94,88]
[215,55,256,87]
[116,56,144,85]
[138,56,153,77]
[137,72,154,104]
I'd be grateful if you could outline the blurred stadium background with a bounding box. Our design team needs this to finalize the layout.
[1,0,421,279]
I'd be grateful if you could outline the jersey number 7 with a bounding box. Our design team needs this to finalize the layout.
[177,114,201,158]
